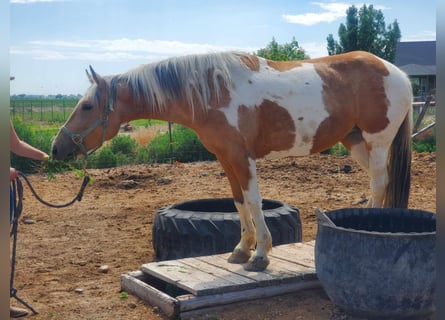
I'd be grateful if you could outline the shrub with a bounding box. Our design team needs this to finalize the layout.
[146,125,216,163]
[135,146,150,164]
[88,146,117,168]
[412,135,436,152]
[323,143,350,156]
[110,134,137,156]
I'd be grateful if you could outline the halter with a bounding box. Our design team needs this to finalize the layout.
[60,93,114,158]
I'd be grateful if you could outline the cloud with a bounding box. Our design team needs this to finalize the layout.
[11,38,258,62]
[300,42,328,58]
[282,2,350,26]
[282,2,389,26]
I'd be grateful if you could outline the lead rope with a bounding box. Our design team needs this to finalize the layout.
[17,171,90,208]
[10,171,90,315]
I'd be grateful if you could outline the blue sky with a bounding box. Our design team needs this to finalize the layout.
[10,0,436,95]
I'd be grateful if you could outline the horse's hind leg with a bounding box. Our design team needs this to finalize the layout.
[366,145,390,207]
[342,129,388,208]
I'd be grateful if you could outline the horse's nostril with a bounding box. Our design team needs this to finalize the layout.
[52,145,58,156]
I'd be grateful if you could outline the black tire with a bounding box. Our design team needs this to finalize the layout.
[152,198,302,260]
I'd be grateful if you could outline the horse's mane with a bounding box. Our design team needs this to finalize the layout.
[110,51,245,114]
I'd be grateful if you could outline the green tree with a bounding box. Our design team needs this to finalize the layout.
[326,4,401,62]
[256,37,309,61]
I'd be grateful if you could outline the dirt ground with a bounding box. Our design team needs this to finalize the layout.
[11,152,436,320]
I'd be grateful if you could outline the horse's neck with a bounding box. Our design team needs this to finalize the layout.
[125,98,198,128]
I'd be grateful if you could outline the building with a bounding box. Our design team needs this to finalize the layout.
[394,41,436,101]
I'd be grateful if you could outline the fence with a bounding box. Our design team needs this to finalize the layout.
[10,98,78,123]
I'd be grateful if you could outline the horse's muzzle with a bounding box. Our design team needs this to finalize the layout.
[51,134,77,161]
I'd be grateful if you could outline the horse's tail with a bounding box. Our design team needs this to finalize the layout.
[384,110,412,208]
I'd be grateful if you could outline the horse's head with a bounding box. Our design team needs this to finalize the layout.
[52,67,122,160]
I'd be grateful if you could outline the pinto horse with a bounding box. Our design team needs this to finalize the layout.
[52,51,412,271]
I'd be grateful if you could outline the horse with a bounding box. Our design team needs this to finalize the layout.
[51,51,412,271]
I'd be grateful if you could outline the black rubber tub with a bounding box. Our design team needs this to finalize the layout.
[315,208,436,319]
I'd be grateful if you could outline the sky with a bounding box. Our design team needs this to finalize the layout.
[10,0,436,95]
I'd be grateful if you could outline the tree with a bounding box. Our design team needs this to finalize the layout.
[326,4,401,62]
[256,37,309,61]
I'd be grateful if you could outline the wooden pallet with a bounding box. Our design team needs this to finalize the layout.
[121,241,320,319]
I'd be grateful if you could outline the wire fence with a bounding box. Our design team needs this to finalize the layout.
[10,98,78,123]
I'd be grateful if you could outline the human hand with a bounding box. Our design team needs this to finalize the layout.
[10,167,18,181]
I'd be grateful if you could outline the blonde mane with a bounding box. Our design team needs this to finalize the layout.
[111,52,243,114]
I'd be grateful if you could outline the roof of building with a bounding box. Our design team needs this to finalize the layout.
[394,41,436,76]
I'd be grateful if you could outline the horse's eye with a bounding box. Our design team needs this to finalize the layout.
[82,103,93,111]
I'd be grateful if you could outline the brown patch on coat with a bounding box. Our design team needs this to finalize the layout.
[239,54,260,71]
[266,60,303,71]
[310,51,390,153]
[238,100,296,158]
[192,110,251,203]
[192,101,296,201]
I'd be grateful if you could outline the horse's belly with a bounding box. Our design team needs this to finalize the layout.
[264,140,314,159]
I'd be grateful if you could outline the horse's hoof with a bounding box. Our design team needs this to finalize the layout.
[227,249,250,264]
[243,256,270,271]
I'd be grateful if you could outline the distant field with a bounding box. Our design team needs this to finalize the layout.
[10,98,79,123]
[10,98,169,134]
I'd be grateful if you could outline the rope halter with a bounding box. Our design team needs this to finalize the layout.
[59,90,114,158]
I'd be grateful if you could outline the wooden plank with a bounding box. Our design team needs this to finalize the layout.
[142,259,253,296]
[177,280,321,316]
[197,251,316,285]
[268,258,317,281]
[197,254,286,285]
[181,256,255,287]
[120,271,179,318]
[304,240,316,247]
[270,243,316,269]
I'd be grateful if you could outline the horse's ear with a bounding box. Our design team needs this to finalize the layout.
[89,66,103,85]
[85,68,94,84]
[87,66,107,92]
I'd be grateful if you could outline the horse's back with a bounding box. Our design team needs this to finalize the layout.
[198,51,411,160]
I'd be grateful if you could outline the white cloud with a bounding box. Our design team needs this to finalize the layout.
[300,42,328,58]
[282,2,350,26]
[11,38,258,62]
[282,2,389,26]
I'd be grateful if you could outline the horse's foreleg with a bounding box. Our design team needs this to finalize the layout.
[218,156,271,271]
[227,201,255,264]
[216,158,255,264]
[242,158,272,271]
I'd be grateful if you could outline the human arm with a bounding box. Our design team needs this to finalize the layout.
[10,120,49,160]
